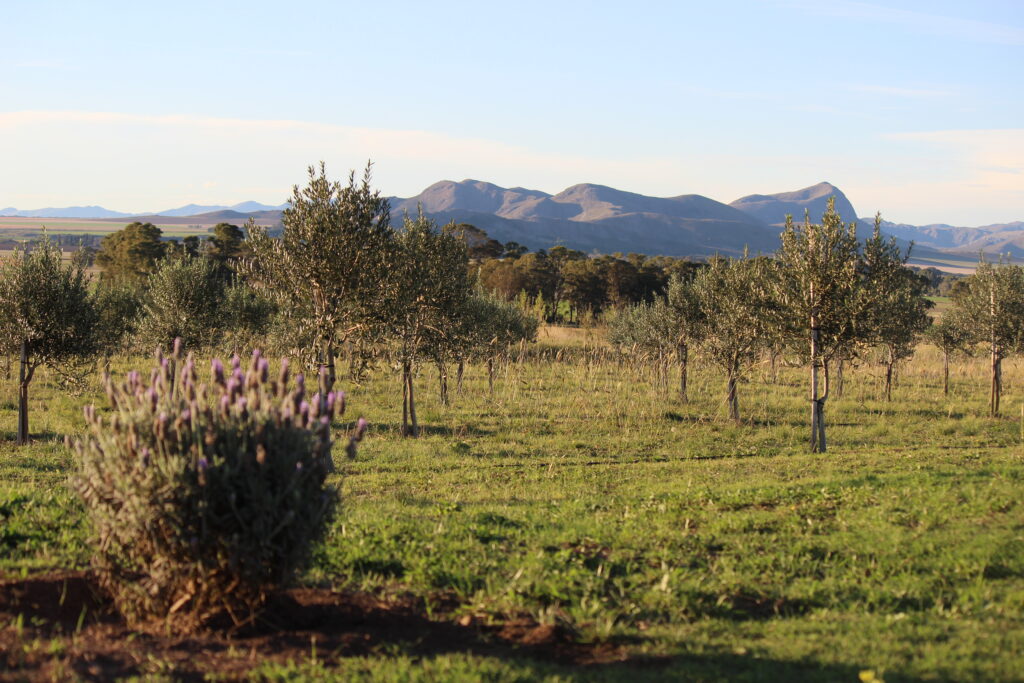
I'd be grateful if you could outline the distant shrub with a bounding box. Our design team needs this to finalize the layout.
[68,340,365,628]
[136,257,224,350]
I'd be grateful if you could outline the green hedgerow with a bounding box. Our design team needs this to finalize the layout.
[68,340,366,628]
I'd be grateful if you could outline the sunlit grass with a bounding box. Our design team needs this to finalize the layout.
[2,334,1024,680]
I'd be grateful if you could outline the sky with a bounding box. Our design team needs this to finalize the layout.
[1,0,1021,225]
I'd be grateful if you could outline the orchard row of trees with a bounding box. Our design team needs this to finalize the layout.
[0,162,1015,452]
[0,164,537,443]
[609,200,1024,452]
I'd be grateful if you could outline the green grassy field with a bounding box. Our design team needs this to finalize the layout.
[2,332,1023,680]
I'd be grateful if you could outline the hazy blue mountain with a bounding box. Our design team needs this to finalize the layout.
[0,205,132,218]
[229,201,289,213]
[155,204,230,217]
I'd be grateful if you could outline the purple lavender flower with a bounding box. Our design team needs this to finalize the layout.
[258,358,270,383]
[231,353,241,370]
[354,417,368,440]
[198,457,209,471]
[211,358,225,385]
[172,337,182,357]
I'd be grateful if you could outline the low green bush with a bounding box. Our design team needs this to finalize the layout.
[68,340,365,627]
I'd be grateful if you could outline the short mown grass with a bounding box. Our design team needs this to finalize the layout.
[2,333,1023,680]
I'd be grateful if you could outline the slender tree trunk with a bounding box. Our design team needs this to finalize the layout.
[726,370,740,424]
[811,360,829,452]
[17,340,29,446]
[456,359,465,394]
[884,347,894,402]
[408,362,419,437]
[487,357,495,396]
[809,292,822,453]
[770,350,778,384]
[438,361,449,406]
[990,343,1002,417]
[678,342,688,403]
[835,359,844,399]
[943,350,949,396]
[326,344,336,392]
[401,360,410,437]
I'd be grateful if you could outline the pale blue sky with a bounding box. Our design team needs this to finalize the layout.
[1,0,1021,224]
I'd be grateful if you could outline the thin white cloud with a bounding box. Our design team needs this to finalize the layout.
[848,84,954,98]
[0,110,1021,225]
[781,0,1024,45]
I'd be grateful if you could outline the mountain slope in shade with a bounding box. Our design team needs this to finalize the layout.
[391,180,778,257]
[730,182,860,227]
[0,205,132,218]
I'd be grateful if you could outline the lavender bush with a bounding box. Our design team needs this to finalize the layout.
[68,340,365,627]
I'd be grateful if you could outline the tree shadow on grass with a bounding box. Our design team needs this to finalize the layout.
[0,572,931,683]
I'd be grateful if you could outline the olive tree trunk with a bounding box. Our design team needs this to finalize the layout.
[884,346,895,402]
[678,342,688,403]
[726,372,740,424]
[990,343,1002,417]
[16,340,32,446]
[438,361,449,406]
[401,360,420,437]
[943,349,949,396]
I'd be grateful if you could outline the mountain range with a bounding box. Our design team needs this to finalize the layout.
[3,183,1022,268]
[0,201,287,219]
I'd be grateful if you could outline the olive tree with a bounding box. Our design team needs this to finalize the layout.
[608,273,703,402]
[924,311,971,397]
[387,212,471,436]
[0,237,98,444]
[246,162,392,388]
[136,256,225,351]
[947,258,1024,416]
[776,199,867,452]
[693,256,779,423]
[859,220,933,401]
[456,291,539,397]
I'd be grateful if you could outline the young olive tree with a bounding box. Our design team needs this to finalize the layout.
[859,219,933,401]
[947,258,1024,416]
[136,256,225,351]
[608,300,677,387]
[924,311,971,397]
[0,237,99,444]
[387,212,471,436]
[693,256,779,423]
[608,274,703,401]
[776,199,866,452]
[246,162,392,388]
[458,291,539,396]
[666,273,704,402]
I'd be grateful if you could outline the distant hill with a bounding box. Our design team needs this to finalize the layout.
[729,182,860,227]
[390,180,778,257]
[0,205,132,218]
[5,183,1021,271]
[96,209,283,227]
[154,201,288,217]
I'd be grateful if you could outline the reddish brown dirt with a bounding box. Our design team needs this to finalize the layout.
[0,571,630,681]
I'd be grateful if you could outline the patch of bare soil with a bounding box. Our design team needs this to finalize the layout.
[0,571,632,681]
